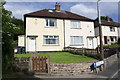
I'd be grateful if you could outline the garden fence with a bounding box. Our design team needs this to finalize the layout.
[64,47,118,58]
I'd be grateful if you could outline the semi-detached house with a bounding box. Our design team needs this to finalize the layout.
[18,3,98,52]
[95,16,120,45]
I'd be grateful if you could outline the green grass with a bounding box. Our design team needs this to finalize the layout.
[14,54,30,57]
[104,44,120,48]
[38,52,96,63]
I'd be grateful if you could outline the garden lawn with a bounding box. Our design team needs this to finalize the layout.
[38,52,96,63]
[14,54,30,57]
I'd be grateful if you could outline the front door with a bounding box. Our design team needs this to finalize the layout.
[28,37,36,51]
[104,36,107,44]
[87,38,93,49]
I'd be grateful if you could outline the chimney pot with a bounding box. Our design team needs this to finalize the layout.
[106,16,110,22]
[55,2,60,11]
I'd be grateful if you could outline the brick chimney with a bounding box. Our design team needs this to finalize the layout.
[106,16,110,22]
[55,2,60,11]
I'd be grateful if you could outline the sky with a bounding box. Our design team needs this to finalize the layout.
[4,2,119,22]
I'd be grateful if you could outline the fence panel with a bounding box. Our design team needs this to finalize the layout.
[31,56,48,73]
[64,47,98,55]
[64,47,118,59]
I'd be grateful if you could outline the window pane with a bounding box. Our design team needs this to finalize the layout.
[110,37,114,41]
[54,36,58,39]
[110,27,115,32]
[44,36,48,39]
[50,20,55,26]
[70,36,83,45]
[46,19,49,26]
[50,39,56,44]
[46,39,50,44]
[71,21,80,28]
[79,37,83,44]
[49,36,53,39]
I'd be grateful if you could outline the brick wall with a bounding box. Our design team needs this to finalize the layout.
[50,63,93,76]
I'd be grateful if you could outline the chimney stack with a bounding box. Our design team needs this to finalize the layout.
[106,16,110,22]
[55,2,60,11]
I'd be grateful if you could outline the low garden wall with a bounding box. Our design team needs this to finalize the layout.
[104,53,119,68]
[50,62,93,76]
[13,52,119,76]
[50,53,119,76]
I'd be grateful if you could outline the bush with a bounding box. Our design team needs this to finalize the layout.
[84,53,101,60]
[12,65,21,72]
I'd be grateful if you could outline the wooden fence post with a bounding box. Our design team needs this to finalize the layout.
[47,56,50,74]
[19,57,22,71]
[29,57,32,72]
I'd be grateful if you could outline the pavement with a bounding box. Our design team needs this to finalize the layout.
[93,60,119,78]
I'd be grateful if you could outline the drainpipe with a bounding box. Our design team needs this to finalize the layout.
[24,15,26,53]
[63,19,66,49]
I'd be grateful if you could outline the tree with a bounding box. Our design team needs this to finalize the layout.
[2,1,24,73]
[95,16,113,22]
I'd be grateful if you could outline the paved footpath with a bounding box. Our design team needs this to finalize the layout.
[94,60,119,78]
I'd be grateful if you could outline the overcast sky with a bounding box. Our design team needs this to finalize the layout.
[4,2,119,22]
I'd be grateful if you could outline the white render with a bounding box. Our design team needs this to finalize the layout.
[23,15,99,52]
[64,20,97,49]
[117,27,120,37]
[102,26,118,36]
[18,35,25,47]
[95,25,119,45]
[25,17,64,52]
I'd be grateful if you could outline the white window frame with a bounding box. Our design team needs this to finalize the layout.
[110,27,115,32]
[43,35,59,45]
[71,20,80,29]
[45,19,56,27]
[70,36,83,45]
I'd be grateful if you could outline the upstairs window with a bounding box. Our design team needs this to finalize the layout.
[71,21,80,29]
[110,27,115,32]
[45,19,56,27]
[110,36,116,42]
[70,36,83,45]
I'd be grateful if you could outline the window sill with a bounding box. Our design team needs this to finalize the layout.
[69,44,84,46]
[70,28,82,29]
[44,26,57,28]
[110,31,115,32]
[43,44,60,46]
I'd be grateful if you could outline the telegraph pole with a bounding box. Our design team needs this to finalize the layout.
[97,0,104,60]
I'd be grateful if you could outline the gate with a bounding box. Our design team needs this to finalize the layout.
[30,56,50,73]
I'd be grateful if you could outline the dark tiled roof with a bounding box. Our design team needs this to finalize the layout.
[95,20,120,27]
[24,9,94,21]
